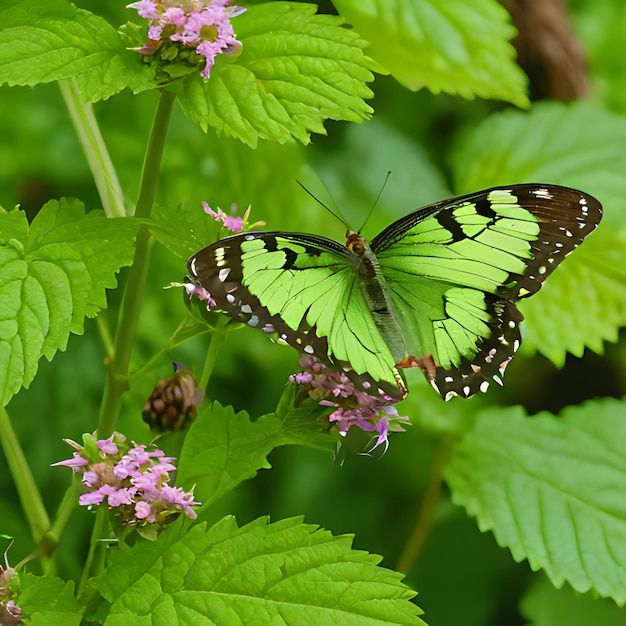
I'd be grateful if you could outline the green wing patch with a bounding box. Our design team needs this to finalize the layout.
[239,235,397,384]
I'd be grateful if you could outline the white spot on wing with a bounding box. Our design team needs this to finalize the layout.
[534,188,553,199]
[218,268,231,282]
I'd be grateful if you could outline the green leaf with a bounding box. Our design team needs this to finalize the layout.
[520,574,626,626]
[149,202,220,261]
[275,382,337,450]
[309,116,452,235]
[333,0,528,107]
[176,402,285,507]
[452,101,626,229]
[17,573,82,626]
[451,101,626,364]
[446,397,626,605]
[520,229,626,365]
[95,516,425,625]
[0,199,137,405]
[174,2,374,147]
[0,0,155,100]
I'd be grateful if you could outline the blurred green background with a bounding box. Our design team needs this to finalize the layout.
[2,0,626,624]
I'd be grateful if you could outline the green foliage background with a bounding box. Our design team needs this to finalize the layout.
[1,0,625,624]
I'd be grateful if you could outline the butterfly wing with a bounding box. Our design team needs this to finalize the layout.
[371,184,602,400]
[187,232,403,397]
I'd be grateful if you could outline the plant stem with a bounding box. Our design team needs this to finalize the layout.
[78,507,111,597]
[44,481,81,549]
[0,406,51,546]
[199,317,229,390]
[98,89,176,438]
[395,435,454,574]
[58,79,126,219]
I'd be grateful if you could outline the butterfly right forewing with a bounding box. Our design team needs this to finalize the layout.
[373,184,602,400]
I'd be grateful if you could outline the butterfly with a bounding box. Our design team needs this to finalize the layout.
[186,184,602,401]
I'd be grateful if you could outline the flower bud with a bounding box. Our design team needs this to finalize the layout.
[142,364,204,432]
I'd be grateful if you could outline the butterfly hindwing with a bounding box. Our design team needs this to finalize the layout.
[372,184,602,399]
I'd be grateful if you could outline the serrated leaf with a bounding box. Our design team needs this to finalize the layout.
[0,0,155,100]
[17,572,82,626]
[451,101,626,364]
[149,203,221,261]
[275,382,337,449]
[520,574,626,626]
[95,516,425,625]
[0,199,138,405]
[452,101,626,229]
[445,397,626,605]
[177,402,285,507]
[520,229,626,365]
[333,0,528,107]
[174,2,374,147]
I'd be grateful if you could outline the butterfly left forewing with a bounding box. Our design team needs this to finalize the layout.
[187,232,405,398]
[373,184,602,399]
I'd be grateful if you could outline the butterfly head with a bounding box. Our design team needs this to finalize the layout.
[345,231,366,256]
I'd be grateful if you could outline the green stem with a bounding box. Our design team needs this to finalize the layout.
[395,435,454,574]
[58,79,126,219]
[0,406,51,545]
[78,507,111,597]
[44,481,81,549]
[198,318,229,390]
[98,89,176,438]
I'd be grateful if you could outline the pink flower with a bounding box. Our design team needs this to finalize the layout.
[97,437,119,456]
[51,453,88,470]
[202,201,243,233]
[291,356,409,452]
[184,281,216,308]
[55,433,201,538]
[127,0,159,19]
[135,501,155,521]
[128,0,245,80]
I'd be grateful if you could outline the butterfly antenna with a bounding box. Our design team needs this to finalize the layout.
[296,180,351,230]
[357,170,391,233]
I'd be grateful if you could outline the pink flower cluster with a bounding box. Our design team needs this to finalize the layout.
[291,356,409,452]
[54,433,200,537]
[128,0,245,79]
[0,562,21,626]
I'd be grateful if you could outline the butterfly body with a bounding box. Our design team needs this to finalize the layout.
[187,184,602,401]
